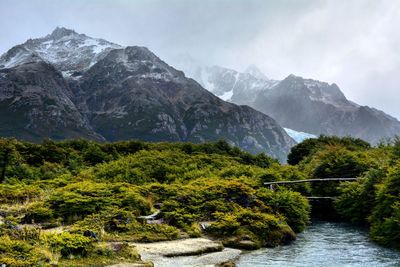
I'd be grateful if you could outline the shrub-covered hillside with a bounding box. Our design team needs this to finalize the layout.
[0,139,310,266]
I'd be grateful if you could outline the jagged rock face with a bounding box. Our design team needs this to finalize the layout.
[0,28,295,161]
[253,75,400,144]
[0,61,101,141]
[75,46,294,160]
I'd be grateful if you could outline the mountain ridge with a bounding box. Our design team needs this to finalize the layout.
[176,59,400,144]
[0,27,294,161]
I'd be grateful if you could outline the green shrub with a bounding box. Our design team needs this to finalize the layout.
[44,232,93,258]
[47,181,151,222]
[24,202,54,223]
[208,210,295,247]
[335,169,384,224]
[288,136,370,165]
[369,164,400,248]
[257,189,310,232]
[0,235,49,266]
[0,183,42,204]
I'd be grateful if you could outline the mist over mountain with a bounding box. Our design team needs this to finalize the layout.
[177,58,400,144]
[0,27,294,161]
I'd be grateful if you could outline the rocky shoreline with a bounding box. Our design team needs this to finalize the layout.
[129,238,242,266]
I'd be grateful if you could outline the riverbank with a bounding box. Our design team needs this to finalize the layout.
[106,221,400,267]
[130,238,242,266]
[127,221,400,267]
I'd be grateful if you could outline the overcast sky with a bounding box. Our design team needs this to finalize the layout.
[1,0,400,119]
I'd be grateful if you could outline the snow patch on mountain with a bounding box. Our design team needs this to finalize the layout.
[219,89,234,101]
[1,49,33,68]
[284,128,316,143]
[0,27,122,77]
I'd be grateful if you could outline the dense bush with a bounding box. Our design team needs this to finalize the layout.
[44,232,94,258]
[47,181,151,222]
[257,189,310,232]
[335,169,385,224]
[0,235,49,266]
[300,146,373,197]
[288,136,370,165]
[208,209,295,248]
[369,164,400,248]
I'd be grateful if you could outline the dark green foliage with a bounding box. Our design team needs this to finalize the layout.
[390,136,400,162]
[335,169,384,224]
[369,164,400,248]
[288,135,370,165]
[303,146,372,197]
[257,189,310,232]
[311,148,369,178]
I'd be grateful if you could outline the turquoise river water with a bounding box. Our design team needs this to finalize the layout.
[235,221,400,267]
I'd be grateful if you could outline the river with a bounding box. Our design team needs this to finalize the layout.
[235,220,400,267]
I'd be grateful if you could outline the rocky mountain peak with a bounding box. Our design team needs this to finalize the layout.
[49,27,78,40]
[124,46,160,62]
[11,28,123,77]
[281,74,348,105]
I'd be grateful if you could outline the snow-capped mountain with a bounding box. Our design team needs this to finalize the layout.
[0,27,121,78]
[0,27,295,161]
[253,74,400,144]
[174,57,278,105]
[176,59,400,144]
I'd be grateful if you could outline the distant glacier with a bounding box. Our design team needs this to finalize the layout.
[284,128,316,143]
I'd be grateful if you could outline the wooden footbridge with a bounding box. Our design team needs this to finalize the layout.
[264,178,358,200]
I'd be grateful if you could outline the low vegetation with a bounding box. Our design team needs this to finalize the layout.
[1,135,399,266]
[0,139,309,266]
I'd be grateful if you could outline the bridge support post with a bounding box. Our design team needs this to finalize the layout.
[269,184,274,191]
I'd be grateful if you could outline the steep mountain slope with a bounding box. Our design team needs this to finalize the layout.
[253,75,400,144]
[75,46,294,160]
[0,27,295,160]
[0,61,101,141]
[177,60,400,144]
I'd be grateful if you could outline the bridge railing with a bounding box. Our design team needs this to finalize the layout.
[263,177,358,186]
